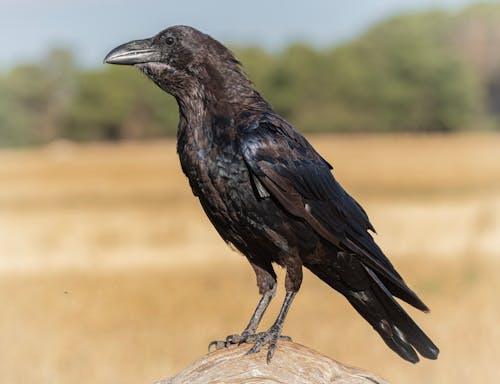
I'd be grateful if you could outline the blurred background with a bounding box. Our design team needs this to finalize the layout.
[1,0,499,383]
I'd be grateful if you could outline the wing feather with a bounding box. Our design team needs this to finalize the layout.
[241,116,428,311]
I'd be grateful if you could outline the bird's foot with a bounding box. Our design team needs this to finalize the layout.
[246,325,291,363]
[208,330,257,351]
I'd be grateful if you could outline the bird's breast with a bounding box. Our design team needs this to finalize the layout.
[175,120,314,263]
[177,124,251,213]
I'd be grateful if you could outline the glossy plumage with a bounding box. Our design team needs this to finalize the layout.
[104,25,439,363]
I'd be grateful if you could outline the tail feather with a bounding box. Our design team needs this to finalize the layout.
[362,266,439,361]
[378,273,429,313]
[306,257,439,363]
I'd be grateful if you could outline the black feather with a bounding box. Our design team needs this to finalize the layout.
[105,25,439,363]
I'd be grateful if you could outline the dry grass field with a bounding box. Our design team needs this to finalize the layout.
[0,133,499,383]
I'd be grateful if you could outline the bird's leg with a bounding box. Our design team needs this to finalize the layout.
[233,284,276,344]
[246,291,296,363]
[208,262,276,351]
[247,260,302,363]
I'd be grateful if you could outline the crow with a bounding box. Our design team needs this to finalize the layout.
[104,25,439,364]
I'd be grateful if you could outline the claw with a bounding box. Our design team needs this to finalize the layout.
[207,340,226,352]
[245,327,291,363]
[210,328,291,362]
[208,330,258,352]
[266,346,276,364]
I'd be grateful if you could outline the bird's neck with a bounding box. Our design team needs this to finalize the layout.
[175,87,240,149]
[175,79,269,130]
[142,60,270,126]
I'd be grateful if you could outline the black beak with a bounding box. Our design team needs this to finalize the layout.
[103,38,160,65]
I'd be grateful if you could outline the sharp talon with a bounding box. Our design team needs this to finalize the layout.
[246,343,261,355]
[208,341,217,352]
[267,336,278,363]
[210,331,258,352]
[266,347,275,364]
[208,340,225,351]
[243,327,287,362]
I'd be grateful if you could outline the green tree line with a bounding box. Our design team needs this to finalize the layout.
[1,4,500,147]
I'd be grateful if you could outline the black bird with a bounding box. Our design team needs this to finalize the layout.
[104,25,439,364]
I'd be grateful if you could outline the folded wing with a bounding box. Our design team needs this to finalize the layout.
[240,115,427,311]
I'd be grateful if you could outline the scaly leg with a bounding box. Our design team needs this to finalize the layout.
[246,291,296,363]
[238,283,276,340]
[246,259,302,363]
[208,261,276,350]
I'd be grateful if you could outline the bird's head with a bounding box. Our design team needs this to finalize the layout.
[104,25,254,105]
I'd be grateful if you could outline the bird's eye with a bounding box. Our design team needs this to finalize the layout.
[165,37,175,46]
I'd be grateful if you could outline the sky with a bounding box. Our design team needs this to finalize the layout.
[0,0,488,69]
